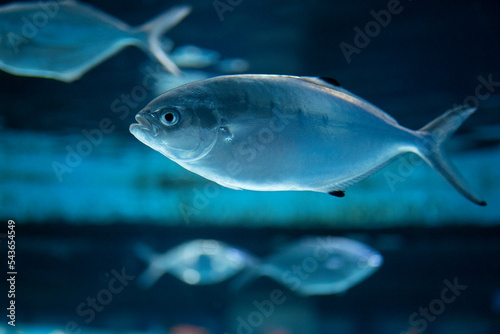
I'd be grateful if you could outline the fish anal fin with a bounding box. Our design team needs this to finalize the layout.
[329,190,345,197]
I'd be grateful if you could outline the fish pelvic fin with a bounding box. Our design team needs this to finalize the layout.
[416,105,487,206]
[134,5,192,76]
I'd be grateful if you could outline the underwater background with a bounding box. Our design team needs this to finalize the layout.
[1,0,500,333]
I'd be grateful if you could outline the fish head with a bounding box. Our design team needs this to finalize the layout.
[130,86,221,162]
[314,237,384,288]
[355,249,384,272]
[330,238,384,274]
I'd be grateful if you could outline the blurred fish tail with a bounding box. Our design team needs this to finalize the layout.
[133,243,163,289]
[415,105,487,206]
[133,5,192,76]
[133,243,157,262]
[229,259,261,292]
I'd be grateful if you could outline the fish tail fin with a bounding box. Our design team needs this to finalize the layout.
[415,105,486,206]
[134,5,192,76]
[229,268,259,292]
[133,243,164,289]
[133,243,157,263]
[229,258,262,292]
[137,267,164,290]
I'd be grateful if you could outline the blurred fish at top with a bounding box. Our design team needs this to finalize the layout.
[215,57,249,73]
[0,0,191,81]
[134,239,256,289]
[150,69,214,95]
[169,44,249,72]
[170,44,221,69]
[142,49,249,95]
[234,236,383,296]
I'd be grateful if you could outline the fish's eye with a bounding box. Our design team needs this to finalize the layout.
[159,109,179,126]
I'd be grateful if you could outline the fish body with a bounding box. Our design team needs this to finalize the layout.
[134,239,255,288]
[235,236,383,296]
[130,74,487,206]
[0,0,190,81]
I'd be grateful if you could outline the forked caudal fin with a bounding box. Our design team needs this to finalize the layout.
[416,105,487,206]
[135,5,192,76]
[133,243,166,289]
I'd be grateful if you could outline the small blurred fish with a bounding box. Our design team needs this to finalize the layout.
[134,239,256,288]
[145,64,250,96]
[142,48,249,94]
[234,236,383,296]
[169,45,249,72]
[170,44,221,69]
[0,0,191,81]
[130,75,487,206]
[215,58,250,73]
[149,69,214,95]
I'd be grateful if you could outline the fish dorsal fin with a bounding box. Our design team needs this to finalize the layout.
[319,77,341,87]
[298,76,342,90]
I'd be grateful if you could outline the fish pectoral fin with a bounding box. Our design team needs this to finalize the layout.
[328,190,345,198]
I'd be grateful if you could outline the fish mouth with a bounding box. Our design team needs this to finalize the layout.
[130,114,160,137]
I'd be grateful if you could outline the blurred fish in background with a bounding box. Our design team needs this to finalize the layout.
[134,236,382,295]
[147,68,214,95]
[169,44,249,73]
[134,239,257,288]
[234,236,383,296]
[170,44,221,68]
[142,44,250,95]
[215,58,249,74]
[0,1,191,81]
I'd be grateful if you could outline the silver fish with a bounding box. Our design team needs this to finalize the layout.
[0,0,190,81]
[234,236,383,296]
[129,74,487,206]
[134,239,255,288]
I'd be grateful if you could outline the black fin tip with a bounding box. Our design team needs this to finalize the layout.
[319,77,341,87]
